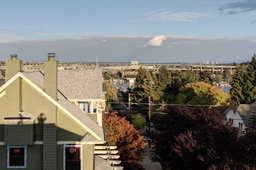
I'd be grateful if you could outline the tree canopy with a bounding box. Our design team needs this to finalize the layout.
[103,112,147,166]
[231,54,256,105]
[132,67,160,104]
[152,106,255,169]
[177,82,231,106]
[180,70,200,84]
[105,81,118,102]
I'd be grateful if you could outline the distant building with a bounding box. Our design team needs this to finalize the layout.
[223,103,256,131]
[131,60,139,65]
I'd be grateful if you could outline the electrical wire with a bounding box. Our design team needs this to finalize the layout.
[106,101,227,107]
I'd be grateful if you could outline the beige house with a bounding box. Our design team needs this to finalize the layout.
[0,54,122,170]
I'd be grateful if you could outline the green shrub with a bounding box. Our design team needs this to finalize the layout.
[133,114,146,130]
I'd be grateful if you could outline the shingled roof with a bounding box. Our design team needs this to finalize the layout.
[236,103,256,125]
[22,70,104,140]
[58,70,104,100]
[0,79,4,87]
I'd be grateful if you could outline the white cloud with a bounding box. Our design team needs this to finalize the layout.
[0,34,31,43]
[131,9,207,22]
[101,39,107,42]
[145,35,167,47]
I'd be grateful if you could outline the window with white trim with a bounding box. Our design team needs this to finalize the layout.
[78,102,90,113]
[93,104,97,113]
[7,146,27,168]
[229,118,234,125]
[239,122,243,130]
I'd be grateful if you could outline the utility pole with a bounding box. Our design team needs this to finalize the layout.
[128,93,131,117]
[148,96,151,132]
[148,96,151,148]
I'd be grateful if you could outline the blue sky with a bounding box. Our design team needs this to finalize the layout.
[0,0,256,63]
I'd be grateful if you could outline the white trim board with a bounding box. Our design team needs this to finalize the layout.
[57,141,105,145]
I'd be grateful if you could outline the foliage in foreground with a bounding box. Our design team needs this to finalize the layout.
[103,112,147,168]
[152,106,256,170]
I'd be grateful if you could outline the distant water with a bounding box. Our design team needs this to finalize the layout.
[218,86,231,94]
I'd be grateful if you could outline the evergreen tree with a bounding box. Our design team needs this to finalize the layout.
[134,71,159,103]
[180,70,200,84]
[156,65,172,91]
[223,70,232,83]
[213,72,222,84]
[231,54,256,105]
[199,71,213,84]
[230,65,247,105]
[134,67,148,87]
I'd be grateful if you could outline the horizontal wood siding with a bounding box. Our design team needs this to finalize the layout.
[57,145,63,170]
[0,125,4,141]
[5,124,34,145]
[0,145,43,170]
[43,124,57,170]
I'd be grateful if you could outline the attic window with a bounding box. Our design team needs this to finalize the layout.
[78,102,90,113]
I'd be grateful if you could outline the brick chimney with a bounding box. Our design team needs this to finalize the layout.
[5,54,22,82]
[44,53,57,100]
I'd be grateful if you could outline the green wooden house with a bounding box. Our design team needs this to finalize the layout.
[0,54,122,170]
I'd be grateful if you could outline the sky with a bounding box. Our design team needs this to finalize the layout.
[0,0,256,63]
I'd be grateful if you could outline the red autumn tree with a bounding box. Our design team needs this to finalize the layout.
[152,106,254,169]
[103,112,147,165]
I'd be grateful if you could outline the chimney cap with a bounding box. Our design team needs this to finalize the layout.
[48,53,55,61]
[10,54,18,60]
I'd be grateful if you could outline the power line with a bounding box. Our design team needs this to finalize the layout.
[106,101,228,107]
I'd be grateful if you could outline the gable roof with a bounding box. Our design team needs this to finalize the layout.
[236,103,256,116]
[224,103,256,125]
[236,103,256,125]
[58,70,104,100]
[1,72,104,140]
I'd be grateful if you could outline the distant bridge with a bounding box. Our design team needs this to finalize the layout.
[103,64,238,73]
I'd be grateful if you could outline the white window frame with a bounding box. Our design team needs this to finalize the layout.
[7,146,27,168]
[63,144,83,170]
[78,102,90,113]
[239,122,243,130]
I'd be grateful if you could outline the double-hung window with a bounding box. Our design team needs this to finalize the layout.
[239,122,243,130]
[7,146,27,168]
[78,102,90,113]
